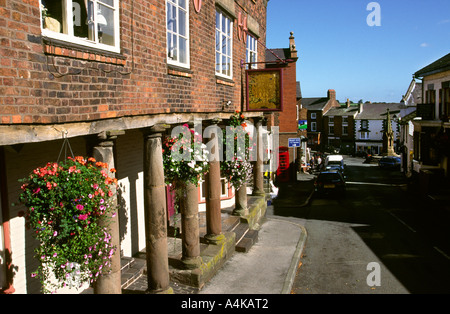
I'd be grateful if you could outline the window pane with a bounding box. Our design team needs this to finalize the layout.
[167,32,173,58]
[222,15,226,34]
[42,0,64,33]
[215,30,220,51]
[72,0,89,38]
[178,0,186,9]
[99,0,114,6]
[179,10,186,36]
[222,35,226,54]
[167,3,173,31]
[216,52,220,72]
[216,11,220,30]
[172,5,177,33]
[222,55,226,74]
[98,4,115,46]
[179,37,186,64]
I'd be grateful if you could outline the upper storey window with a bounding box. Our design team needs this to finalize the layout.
[166,0,190,68]
[215,9,233,79]
[40,0,120,53]
[246,34,257,69]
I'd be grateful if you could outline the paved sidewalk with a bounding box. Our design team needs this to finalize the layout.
[124,172,315,294]
[198,218,307,294]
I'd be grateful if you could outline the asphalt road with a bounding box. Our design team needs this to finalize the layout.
[281,157,450,294]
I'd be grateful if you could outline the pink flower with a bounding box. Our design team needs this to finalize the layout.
[76,204,84,211]
[78,214,88,221]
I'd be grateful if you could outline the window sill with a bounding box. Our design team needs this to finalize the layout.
[42,37,126,66]
[167,65,193,78]
[216,76,234,87]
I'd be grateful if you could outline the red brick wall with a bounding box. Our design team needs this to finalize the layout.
[0,0,267,124]
[277,61,297,133]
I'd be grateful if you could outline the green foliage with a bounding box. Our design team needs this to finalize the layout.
[221,111,254,189]
[162,123,210,188]
[19,156,118,293]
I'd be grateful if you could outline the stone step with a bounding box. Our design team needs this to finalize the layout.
[120,257,146,289]
[231,220,259,253]
[235,229,258,253]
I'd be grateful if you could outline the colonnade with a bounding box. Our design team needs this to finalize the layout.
[93,117,266,294]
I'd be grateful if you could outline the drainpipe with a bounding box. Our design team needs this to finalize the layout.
[0,147,15,294]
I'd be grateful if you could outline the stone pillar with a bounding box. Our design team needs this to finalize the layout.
[143,126,172,294]
[92,130,123,294]
[252,118,265,196]
[179,182,202,269]
[204,121,223,243]
[233,183,248,216]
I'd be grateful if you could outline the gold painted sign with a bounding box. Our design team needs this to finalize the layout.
[246,69,283,111]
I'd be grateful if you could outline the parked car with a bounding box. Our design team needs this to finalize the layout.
[314,170,346,197]
[378,156,401,169]
[324,155,346,177]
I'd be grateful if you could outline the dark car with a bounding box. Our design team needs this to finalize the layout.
[379,156,401,169]
[323,164,346,178]
[314,170,346,197]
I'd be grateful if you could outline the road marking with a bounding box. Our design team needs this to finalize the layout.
[346,181,407,187]
[434,247,450,260]
[388,211,417,233]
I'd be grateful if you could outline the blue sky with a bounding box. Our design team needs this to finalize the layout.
[266,0,450,103]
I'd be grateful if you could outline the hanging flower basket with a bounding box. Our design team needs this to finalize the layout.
[221,111,254,189]
[19,156,118,293]
[163,124,210,188]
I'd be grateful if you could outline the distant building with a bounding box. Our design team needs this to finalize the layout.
[303,89,340,151]
[412,52,450,189]
[323,100,359,155]
[354,102,415,155]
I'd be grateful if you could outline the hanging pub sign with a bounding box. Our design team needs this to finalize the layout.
[246,68,283,112]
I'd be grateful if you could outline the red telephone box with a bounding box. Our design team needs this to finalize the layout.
[277,146,290,182]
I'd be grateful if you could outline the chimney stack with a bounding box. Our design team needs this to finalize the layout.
[289,32,298,59]
[327,89,336,101]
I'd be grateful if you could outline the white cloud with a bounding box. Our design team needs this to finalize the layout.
[420,43,429,48]
[438,19,450,24]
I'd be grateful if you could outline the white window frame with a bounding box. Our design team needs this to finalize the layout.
[246,34,257,69]
[311,113,317,119]
[40,0,120,53]
[215,9,233,79]
[311,121,317,132]
[166,0,190,68]
[360,132,370,140]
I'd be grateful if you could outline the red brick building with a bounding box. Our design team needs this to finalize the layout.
[0,0,269,294]
[265,33,299,165]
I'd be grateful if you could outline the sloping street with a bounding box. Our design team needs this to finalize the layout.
[274,156,450,294]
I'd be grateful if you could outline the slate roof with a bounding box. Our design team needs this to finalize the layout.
[325,105,360,117]
[414,52,450,77]
[265,48,291,63]
[355,103,409,120]
[302,97,329,111]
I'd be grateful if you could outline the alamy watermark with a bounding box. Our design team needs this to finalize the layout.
[366,2,381,27]
[366,262,381,287]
